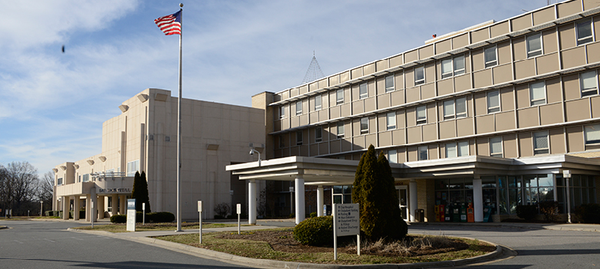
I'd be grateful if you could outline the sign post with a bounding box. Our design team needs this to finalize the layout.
[126,199,136,232]
[333,203,360,260]
[142,203,146,225]
[198,201,203,244]
[563,170,572,223]
[237,203,242,234]
[91,201,94,229]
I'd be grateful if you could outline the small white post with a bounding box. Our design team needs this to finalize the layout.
[357,234,360,256]
[198,201,203,244]
[237,203,242,235]
[91,201,94,229]
[333,204,337,260]
[40,201,44,217]
[142,203,146,225]
[564,170,572,224]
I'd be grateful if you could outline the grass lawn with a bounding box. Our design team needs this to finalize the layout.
[74,222,239,232]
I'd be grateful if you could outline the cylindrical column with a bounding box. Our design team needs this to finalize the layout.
[85,194,91,221]
[473,177,483,222]
[248,180,257,225]
[119,195,126,215]
[409,179,417,222]
[73,196,80,221]
[62,196,69,220]
[317,185,324,217]
[98,196,105,219]
[295,177,305,224]
[111,194,118,216]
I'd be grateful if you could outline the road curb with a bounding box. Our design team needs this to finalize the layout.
[69,228,505,268]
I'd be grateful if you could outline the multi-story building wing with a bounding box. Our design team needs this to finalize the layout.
[230,0,600,224]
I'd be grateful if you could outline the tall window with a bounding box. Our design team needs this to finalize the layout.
[416,106,427,125]
[526,33,542,58]
[279,106,285,119]
[296,131,303,145]
[279,135,285,148]
[385,75,395,92]
[580,70,598,97]
[315,127,322,143]
[577,19,593,45]
[418,146,428,161]
[490,137,503,157]
[82,174,90,182]
[530,81,546,106]
[454,55,465,75]
[386,112,396,130]
[388,149,398,163]
[337,122,345,139]
[57,178,63,185]
[484,46,497,68]
[441,59,453,79]
[360,117,369,134]
[585,124,600,145]
[414,66,425,85]
[487,90,500,113]
[336,89,344,105]
[359,83,368,99]
[314,95,322,110]
[533,131,549,155]
[296,100,302,115]
[443,100,455,120]
[442,55,466,78]
[126,160,140,176]
[458,141,469,156]
[456,97,467,118]
[445,143,457,158]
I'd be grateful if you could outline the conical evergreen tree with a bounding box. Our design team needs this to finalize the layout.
[131,171,151,212]
[139,171,151,213]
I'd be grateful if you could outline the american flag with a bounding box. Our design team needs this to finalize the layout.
[154,10,182,35]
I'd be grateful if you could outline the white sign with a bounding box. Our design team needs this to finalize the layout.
[563,170,571,178]
[126,199,136,232]
[236,204,242,214]
[197,201,203,213]
[334,204,360,236]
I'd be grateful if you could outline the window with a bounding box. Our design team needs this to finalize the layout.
[296,131,303,145]
[445,143,457,158]
[385,75,395,92]
[296,101,302,115]
[78,175,81,182]
[456,97,467,118]
[360,117,369,134]
[443,100,455,120]
[336,89,344,105]
[337,122,345,139]
[533,131,549,155]
[414,66,425,85]
[82,174,89,182]
[279,135,285,148]
[526,33,542,58]
[418,146,428,161]
[388,149,398,163]
[441,59,452,79]
[484,46,497,68]
[487,90,500,113]
[580,70,598,97]
[577,19,593,45]
[279,106,285,119]
[490,137,503,157]
[315,127,322,143]
[585,124,600,145]
[126,160,140,176]
[314,95,322,110]
[530,81,546,106]
[57,178,63,186]
[458,141,469,157]
[416,106,426,124]
[386,112,396,130]
[359,83,368,99]
[453,55,465,75]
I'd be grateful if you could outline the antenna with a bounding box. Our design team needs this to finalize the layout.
[301,51,325,84]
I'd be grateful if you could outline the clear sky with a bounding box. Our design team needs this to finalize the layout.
[0,0,550,176]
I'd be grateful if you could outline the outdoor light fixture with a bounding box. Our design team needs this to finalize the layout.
[249,148,261,166]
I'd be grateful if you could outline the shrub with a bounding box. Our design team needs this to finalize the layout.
[539,201,559,222]
[574,203,600,224]
[293,215,333,246]
[214,203,231,218]
[147,212,175,223]
[516,205,538,221]
[110,214,127,223]
[309,212,317,218]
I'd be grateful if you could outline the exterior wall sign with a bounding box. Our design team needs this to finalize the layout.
[98,188,131,194]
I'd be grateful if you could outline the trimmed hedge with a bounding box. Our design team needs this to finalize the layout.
[110,214,127,223]
[293,215,333,246]
[575,203,600,224]
[516,205,538,221]
[147,212,175,223]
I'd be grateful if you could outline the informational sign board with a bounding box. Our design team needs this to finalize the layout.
[334,203,360,236]
[126,199,136,232]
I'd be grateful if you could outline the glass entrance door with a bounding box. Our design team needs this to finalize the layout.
[396,186,408,221]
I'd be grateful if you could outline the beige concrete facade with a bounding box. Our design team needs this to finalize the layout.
[53,88,266,221]
[243,0,600,222]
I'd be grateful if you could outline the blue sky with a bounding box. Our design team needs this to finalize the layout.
[0,0,549,176]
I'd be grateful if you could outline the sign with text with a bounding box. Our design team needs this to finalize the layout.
[126,199,136,232]
[334,203,360,236]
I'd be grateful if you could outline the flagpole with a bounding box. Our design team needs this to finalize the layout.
[176,2,183,232]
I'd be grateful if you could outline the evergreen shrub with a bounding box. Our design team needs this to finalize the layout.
[147,212,175,223]
[575,203,600,224]
[516,205,538,221]
[110,214,127,223]
[293,215,333,246]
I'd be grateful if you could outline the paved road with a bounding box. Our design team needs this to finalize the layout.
[0,220,249,269]
[409,224,600,268]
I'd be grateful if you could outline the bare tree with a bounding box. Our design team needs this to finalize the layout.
[0,162,39,215]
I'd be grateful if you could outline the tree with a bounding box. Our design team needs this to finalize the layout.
[131,171,151,212]
[0,162,40,215]
[353,145,407,241]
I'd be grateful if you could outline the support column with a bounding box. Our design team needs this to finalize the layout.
[317,185,324,217]
[73,196,80,221]
[119,195,126,215]
[85,194,91,221]
[62,196,69,220]
[248,180,257,225]
[295,177,305,224]
[473,177,483,222]
[90,188,97,222]
[98,196,105,219]
[409,179,417,222]
[111,194,118,216]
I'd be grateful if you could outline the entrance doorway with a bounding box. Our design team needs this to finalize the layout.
[396,186,408,221]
